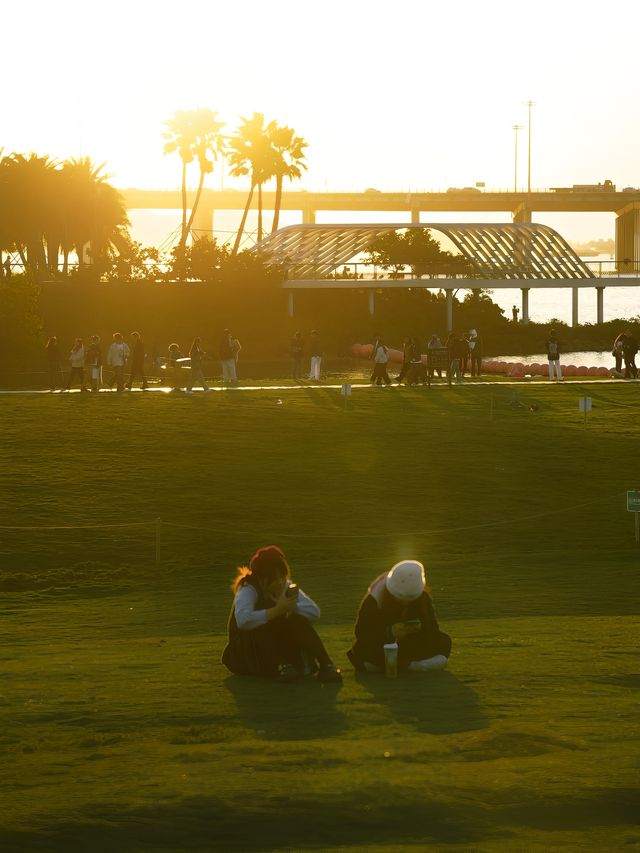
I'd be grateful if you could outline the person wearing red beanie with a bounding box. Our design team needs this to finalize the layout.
[222,545,341,683]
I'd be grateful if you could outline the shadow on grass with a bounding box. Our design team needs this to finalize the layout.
[3,786,638,852]
[224,674,348,740]
[356,670,489,734]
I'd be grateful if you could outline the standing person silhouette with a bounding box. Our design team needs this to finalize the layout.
[370,335,392,386]
[107,332,130,392]
[85,335,103,392]
[219,329,237,385]
[187,336,209,392]
[309,330,323,381]
[126,331,148,390]
[45,336,61,392]
[546,329,563,382]
[67,338,87,392]
[291,331,304,380]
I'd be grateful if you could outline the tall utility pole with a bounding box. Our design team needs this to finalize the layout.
[525,100,536,192]
[512,125,523,192]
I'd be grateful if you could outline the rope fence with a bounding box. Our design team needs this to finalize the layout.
[0,490,630,571]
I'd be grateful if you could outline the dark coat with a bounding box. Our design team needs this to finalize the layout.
[546,337,561,360]
[131,340,145,369]
[348,575,451,670]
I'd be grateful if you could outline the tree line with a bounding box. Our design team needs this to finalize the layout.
[0,108,307,281]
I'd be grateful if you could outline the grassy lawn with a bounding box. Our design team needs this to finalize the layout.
[1,383,639,851]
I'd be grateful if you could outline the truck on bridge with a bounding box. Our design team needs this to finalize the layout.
[550,180,615,192]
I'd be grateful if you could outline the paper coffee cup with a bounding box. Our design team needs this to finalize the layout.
[383,642,398,678]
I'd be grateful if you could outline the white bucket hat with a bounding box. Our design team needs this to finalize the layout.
[385,560,426,601]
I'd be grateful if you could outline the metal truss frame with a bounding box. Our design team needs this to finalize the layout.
[252,223,593,280]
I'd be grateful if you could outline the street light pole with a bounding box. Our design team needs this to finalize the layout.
[525,100,536,192]
[512,125,523,192]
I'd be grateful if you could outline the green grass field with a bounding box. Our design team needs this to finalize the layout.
[1,382,639,852]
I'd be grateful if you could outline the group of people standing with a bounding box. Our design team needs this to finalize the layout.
[545,329,639,382]
[46,332,146,393]
[44,330,242,393]
[369,329,484,386]
[222,545,451,683]
[611,331,638,379]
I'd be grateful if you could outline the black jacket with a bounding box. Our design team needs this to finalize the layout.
[348,575,451,670]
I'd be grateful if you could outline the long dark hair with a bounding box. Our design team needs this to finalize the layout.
[231,545,290,593]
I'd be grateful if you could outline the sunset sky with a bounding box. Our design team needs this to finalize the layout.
[4,0,639,240]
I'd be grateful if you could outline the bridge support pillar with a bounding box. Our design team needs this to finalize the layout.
[411,209,421,225]
[191,203,214,240]
[513,204,532,224]
[288,292,294,318]
[302,207,316,225]
[572,287,579,327]
[596,286,605,324]
[368,290,375,316]
[446,290,453,331]
[615,202,640,269]
[521,288,530,324]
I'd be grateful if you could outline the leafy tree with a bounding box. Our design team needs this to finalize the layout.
[163,109,226,251]
[97,241,164,283]
[267,122,308,233]
[363,228,474,278]
[0,272,42,366]
[166,237,229,283]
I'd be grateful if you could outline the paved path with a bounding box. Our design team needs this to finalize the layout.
[0,378,635,395]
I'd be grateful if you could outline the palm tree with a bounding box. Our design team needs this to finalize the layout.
[57,157,130,274]
[227,113,278,254]
[268,122,308,233]
[1,153,58,277]
[163,109,226,252]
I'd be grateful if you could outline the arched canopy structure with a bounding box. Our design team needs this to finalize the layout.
[251,223,593,280]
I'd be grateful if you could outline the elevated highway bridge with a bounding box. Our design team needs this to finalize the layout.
[120,187,640,266]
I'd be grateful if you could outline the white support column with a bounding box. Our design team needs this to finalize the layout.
[513,204,532,224]
[368,290,375,316]
[191,203,214,240]
[288,292,294,318]
[572,286,579,327]
[446,290,453,331]
[302,207,316,225]
[596,286,605,325]
[411,209,420,225]
[521,288,530,324]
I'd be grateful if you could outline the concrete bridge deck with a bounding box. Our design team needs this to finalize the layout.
[282,277,635,328]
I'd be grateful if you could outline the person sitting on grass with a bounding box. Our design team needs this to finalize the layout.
[347,560,451,674]
[222,545,342,684]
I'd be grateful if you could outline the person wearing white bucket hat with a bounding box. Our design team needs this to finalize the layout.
[347,560,451,673]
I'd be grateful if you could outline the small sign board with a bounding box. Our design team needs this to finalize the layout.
[579,397,592,412]
[627,490,640,512]
[341,383,352,397]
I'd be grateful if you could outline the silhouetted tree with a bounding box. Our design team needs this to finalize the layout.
[267,122,308,233]
[163,109,226,251]
[228,113,278,254]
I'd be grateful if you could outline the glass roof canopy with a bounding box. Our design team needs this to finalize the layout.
[252,223,594,280]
